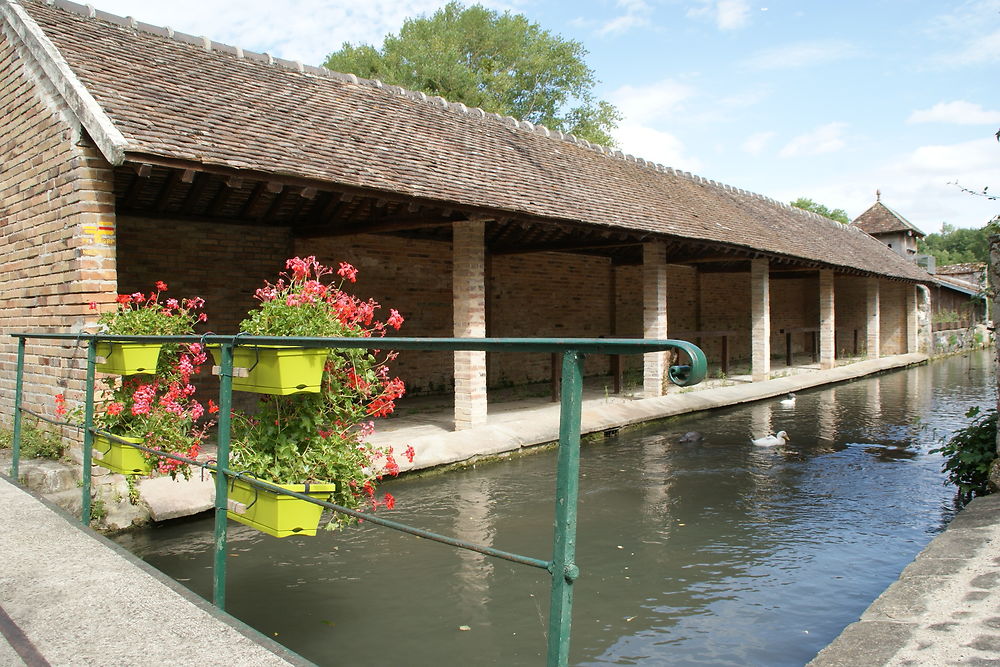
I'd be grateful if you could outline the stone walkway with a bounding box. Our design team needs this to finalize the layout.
[0,476,308,666]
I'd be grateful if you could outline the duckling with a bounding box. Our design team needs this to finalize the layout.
[779,393,796,407]
[752,431,790,447]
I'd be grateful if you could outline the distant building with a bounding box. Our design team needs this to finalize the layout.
[851,192,925,258]
[852,195,988,350]
[936,263,987,288]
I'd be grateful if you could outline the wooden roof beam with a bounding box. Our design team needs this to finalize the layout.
[295,214,456,239]
[154,170,181,213]
[491,239,642,256]
[180,171,209,214]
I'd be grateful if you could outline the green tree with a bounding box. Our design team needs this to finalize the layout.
[324,2,621,146]
[918,222,992,266]
[789,197,850,225]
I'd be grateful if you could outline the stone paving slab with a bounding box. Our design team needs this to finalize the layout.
[0,475,310,666]
[808,494,1000,666]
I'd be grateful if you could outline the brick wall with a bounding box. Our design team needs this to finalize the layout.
[302,233,455,394]
[116,216,292,335]
[699,272,752,364]
[490,251,614,386]
[880,281,908,354]
[0,30,115,423]
[770,277,814,359]
[835,275,868,356]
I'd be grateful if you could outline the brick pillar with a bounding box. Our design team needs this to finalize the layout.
[751,258,770,382]
[643,242,667,397]
[866,277,880,359]
[819,269,836,370]
[453,220,487,430]
[905,283,919,353]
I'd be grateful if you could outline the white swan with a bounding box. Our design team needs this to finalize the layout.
[779,393,796,407]
[752,431,790,447]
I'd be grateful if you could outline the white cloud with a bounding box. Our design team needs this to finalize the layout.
[597,0,654,36]
[925,2,1000,66]
[743,39,860,70]
[716,0,751,30]
[779,123,848,158]
[86,0,484,64]
[772,137,1000,232]
[687,0,751,30]
[608,79,697,125]
[612,123,703,172]
[908,101,1000,125]
[907,137,1000,174]
[936,28,1000,65]
[742,131,776,155]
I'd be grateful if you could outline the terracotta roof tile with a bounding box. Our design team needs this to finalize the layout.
[852,201,925,237]
[13,0,930,282]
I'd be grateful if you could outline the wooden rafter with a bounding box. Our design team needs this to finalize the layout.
[490,239,641,256]
[240,182,267,218]
[261,186,290,222]
[180,171,209,214]
[295,214,456,239]
[154,170,181,213]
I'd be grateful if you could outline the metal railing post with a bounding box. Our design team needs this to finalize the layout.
[11,337,25,479]
[546,349,585,666]
[213,342,235,610]
[81,340,97,525]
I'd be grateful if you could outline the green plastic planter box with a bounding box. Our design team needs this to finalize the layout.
[93,434,150,475]
[217,475,335,538]
[95,342,162,375]
[210,345,328,395]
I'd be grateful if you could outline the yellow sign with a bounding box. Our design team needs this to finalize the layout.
[82,224,115,244]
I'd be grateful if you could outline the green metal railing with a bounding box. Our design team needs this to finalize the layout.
[9,333,706,666]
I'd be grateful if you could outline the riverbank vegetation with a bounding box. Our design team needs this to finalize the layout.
[931,406,997,501]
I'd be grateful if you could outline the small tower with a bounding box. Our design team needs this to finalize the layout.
[851,191,925,259]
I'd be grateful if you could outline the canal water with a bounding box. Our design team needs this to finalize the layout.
[113,351,994,666]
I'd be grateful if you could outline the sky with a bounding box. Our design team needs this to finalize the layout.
[86,0,1000,234]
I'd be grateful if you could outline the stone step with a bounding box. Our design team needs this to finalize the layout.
[45,487,83,516]
[18,459,80,495]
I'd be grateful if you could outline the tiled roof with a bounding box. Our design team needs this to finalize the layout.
[7,0,930,282]
[852,201,925,237]
[937,262,985,276]
[934,274,983,297]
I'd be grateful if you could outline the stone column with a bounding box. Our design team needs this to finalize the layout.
[866,277,880,359]
[916,284,932,354]
[453,220,488,430]
[905,283,919,353]
[643,242,667,397]
[991,236,1000,489]
[819,270,836,370]
[751,258,770,382]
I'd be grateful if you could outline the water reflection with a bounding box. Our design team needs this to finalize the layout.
[452,476,496,610]
[866,377,882,422]
[113,352,994,666]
